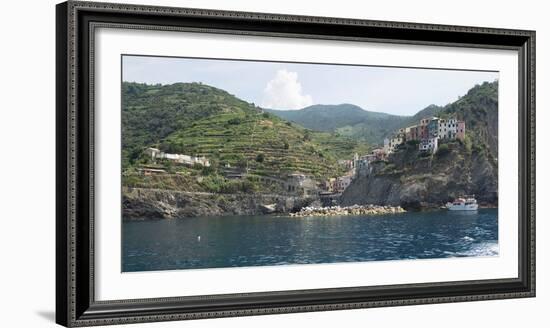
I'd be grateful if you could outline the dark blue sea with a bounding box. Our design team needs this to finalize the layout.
[122,209,498,272]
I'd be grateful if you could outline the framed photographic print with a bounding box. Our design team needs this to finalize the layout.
[56,1,535,326]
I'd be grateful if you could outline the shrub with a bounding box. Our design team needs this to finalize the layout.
[219,179,258,194]
[406,139,420,146]
[418,151,432,158]
[472,143,486,154]
[382,163,397,173]
[200,165,215,176]
[227,117,241,125]
[255,153,265,163]
[199,175,226,193]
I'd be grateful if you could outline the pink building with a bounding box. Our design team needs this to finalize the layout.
[457,121,466,140]
[407,125,420,141]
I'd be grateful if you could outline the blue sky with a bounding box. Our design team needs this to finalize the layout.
[122,55,498,116]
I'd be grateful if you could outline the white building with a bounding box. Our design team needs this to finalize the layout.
[438,118,459,140]
[392,136,404,148]
[419,137,439,153]
[384,135,404,154]
[145,147,211,167]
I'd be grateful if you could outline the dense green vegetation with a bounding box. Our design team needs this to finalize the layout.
[122,82,256,168]
[122,82,370,193]
[266,104,406,145]
[122,79,497,194]
[441,81,499,158]
[159,107,365,179]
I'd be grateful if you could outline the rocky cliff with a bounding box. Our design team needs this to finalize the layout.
[341,142,498,209]
[341,81,499,210]
[122,187,318,220]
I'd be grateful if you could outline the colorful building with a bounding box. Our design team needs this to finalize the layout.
[406,125,419,141]
[371,148,387,161]
[355,157,371,177]
[384,135,404,154]
[419,137,439,153]
[457,121,466,140]
[335,175,353,193]
[427,117,440,139]
[383,116,466,154]
[419,117,433,139]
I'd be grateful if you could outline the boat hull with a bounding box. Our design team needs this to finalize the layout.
[446,203,478,211]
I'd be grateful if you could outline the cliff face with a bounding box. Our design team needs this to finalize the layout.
[341,143,498,209]
[122,188,318,220]
[341,81,499,210]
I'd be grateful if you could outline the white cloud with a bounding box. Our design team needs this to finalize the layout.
[261,69,313,110]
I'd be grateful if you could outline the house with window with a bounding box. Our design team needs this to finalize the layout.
[419,137,439,153]
[384,135,404,154]
[383,116,465,155]
[427,117,440,139]
[355,157,372,177]
[457,121,466,140]
[335,175,353,193]
[371,148,387,161]
[406,125,419,141]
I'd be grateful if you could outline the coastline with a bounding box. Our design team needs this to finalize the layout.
[123,187,496,221]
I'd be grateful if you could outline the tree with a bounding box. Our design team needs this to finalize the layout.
[227,117,241,125]
[255,153,265,163]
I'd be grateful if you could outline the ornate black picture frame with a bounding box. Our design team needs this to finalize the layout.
[56,1,535,326]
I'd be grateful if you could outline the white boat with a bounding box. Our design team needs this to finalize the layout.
[446,195,478,211]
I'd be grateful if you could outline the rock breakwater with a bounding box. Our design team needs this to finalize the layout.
[290,204,406,217]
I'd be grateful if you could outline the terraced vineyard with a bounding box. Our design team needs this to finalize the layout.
[164,111,368,178]
[122,81,369,183]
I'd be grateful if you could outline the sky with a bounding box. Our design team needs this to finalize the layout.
[122,55,498,116]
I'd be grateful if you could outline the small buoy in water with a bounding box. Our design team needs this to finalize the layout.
[197,235,201,242]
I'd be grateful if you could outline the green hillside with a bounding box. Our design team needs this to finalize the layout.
[266,103,444,146]
[440,81,498,157]
[265,104,398,131]
[161,108,369,178]
[122,82,255,168]
[122,82,369,185]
